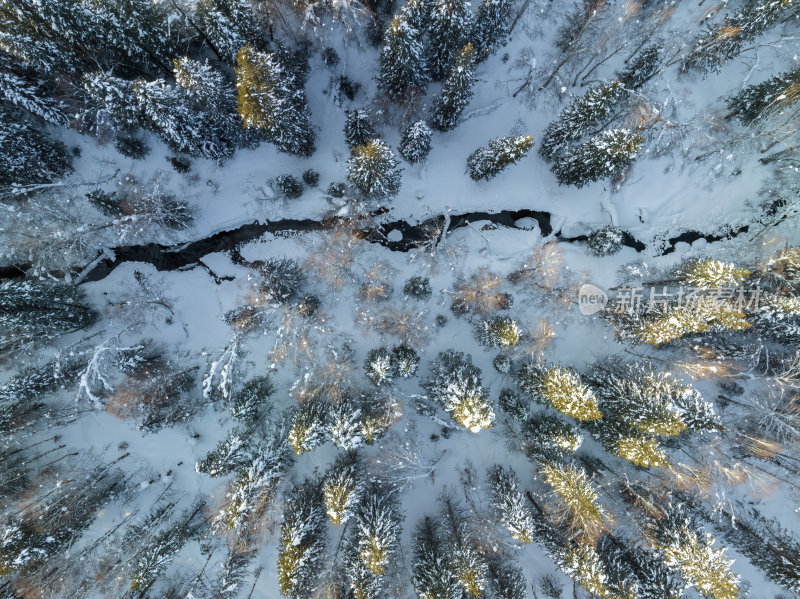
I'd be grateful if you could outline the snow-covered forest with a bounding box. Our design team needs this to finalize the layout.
[1,0,800,597]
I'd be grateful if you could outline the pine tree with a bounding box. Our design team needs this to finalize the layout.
[515,363,601,422]
[653,504,740,599]
[399,120,433,163]
[346,139,403,199]
[475,315,521,347]
[521,412,583,461]
[365,347,395,386]
[231,375,275,424]
[551,128,644,188]
[561,543,611,598]
[345,108,378,148]
[346,482,402,596]
[288,399,328,455]
[196,429,249,477]
[440,495,489,598]
[431,42,477,132]
[617,45,661,90]
[392,344,420,378]
[328,399,365,449]
[487,465,535,544]
[235,45,316,156]
[540,461,604,537]
[0,113,71,186]
[412,517,462,599]
[466,135,534,181]
[259,257,306,303]
[82,72,141,139]
[753,292,800,343]
[486,557,527,599]
[680,258,751,289]
[0,281,97,358]
[538,81,623,163]
[471,0,513,61]
[427,0,473,81]
[727,66,800,124]
[682,0,796,73]
[277,479,327,598]
[0,56,66,125]
[194,0,263,64]
[378,11,428,100]
[323,450,363,525]
[423,350,495,432]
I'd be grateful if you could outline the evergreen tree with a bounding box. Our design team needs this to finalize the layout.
[399,120,433,163]
[0,56,66,125]
[194,0,264,64]
[680,258,751,289]
[0,112,71,186]
[412,517,462,599]
[231,375,275,424]
[475,315,521,347]
[423,349,495,432]
[323,449,363,525]
[486,557,527,599]
[727,66,800,124]
[196,429,249,477]
[521,412,583,462]
[487,465,535,544]
[0,281,97,358]
[471,0,514,61]
[439,495,489,597]
[538,81,623,163]
[259,257,306,303]
[345,108,378,148]
[366,347,395,386]
[682,0,796,73]
[427,0,473,81]
[288,398,328,455]
[277,479,327,598]
[466,135,534,181]
[431,42,477,132]
[346,138,403,199]
[346,482,403,597]
[82,72,140,139]
[617,45,661,90]
[235,45,315,156]
[753,292,800,343]
[551,128,644,187]
[378,10,429,100]
[515,363,601,422]
[540,461,604,536]
[328,399,365,449]
[392,344,420,378]
[653,504,740,599]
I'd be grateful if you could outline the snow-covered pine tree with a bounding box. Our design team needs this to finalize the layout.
[399,120,433,163]
[217,430,293,529]
[521,412,583,462]
[680,258,752,289]
[475,315,522,347]
[487,465,535,544]
[0,112,72,186]
[378,10,428,101]
[515,363,601,422]
[727,66,800,124]
[392,344,420,378]
[551,128,644,187]
[194,0,264,64]
[196,429,249,477]
[653,504,740,599]
[538,81,623,163]
[431,42,477,132]
[259,257,306,304]
[427,0,474,81]
[288,398,328,455]
[617,45,661,90]
[0,56,66,125]
[411,517,462,599]
[328,399,364,449]
[403,0,431,30]
[277,479,327,598]
[752,292,800,343]
[323,449,363,525]
[440,494,489,598]
[235,45,316,156]
[231,375,275,424]
[344,108,378,148]
[0,281,97,358]
[539,461,604,537]
[365,347,395,386]
[345,481,403,598]
[423,349,495,432]
[471,0,513,61]
[486,557,527,599]
[346,138,403,199]
[682,0,796,73]
[586,225,624,256]
[81,72,141,140]
[466,135,534,180]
